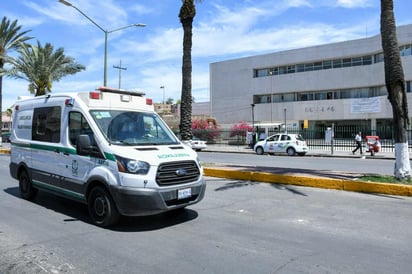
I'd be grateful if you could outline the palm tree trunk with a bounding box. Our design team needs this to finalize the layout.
[380,0,411,178]
[0,75,3,134]
[179,14,194,141]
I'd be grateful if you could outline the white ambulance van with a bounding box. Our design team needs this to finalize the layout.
[9,87,206,227]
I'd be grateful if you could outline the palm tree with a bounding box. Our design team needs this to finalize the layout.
[0,16,32,132]
[5,41,85,96]
[178,0,201,141]
[380,0,411,179]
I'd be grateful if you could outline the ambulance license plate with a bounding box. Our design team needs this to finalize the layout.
[178,188,191,199]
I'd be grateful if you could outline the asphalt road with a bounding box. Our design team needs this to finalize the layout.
[1,155,412,273]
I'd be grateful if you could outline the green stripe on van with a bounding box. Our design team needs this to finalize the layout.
[13,141,116,162]
[32,179,85,200]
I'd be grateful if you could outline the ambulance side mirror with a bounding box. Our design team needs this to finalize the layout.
[77,134,104,158]
[77,134,92,156]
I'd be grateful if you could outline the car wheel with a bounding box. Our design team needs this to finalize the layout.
[287,147,296,156]
[88,186,120,228]
[256,147,264,155]
[19,170,37,200]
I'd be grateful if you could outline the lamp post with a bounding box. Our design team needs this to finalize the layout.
[160,86,165,104]
[284,108,287,133]
[58,0,146,86]
[251,104,255,130]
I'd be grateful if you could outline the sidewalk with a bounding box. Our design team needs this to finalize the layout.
[203,144,395,159]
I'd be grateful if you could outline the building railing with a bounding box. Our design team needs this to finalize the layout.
[193,126,412,153]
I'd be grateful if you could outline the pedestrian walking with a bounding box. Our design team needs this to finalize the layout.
[352,131,362,154]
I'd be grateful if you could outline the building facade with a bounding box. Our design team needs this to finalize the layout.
[210,24,412,133]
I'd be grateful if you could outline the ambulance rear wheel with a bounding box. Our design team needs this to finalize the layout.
[19,170,37,200]
[88,186,120,227]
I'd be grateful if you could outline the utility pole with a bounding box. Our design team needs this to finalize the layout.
[113,60,127,89]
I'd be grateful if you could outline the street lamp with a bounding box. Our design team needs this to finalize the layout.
[58,0,146,86]
[160,86,165,104]
[251,104,255,130]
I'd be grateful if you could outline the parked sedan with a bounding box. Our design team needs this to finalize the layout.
[254,133,308,156]
[190,137,207,151]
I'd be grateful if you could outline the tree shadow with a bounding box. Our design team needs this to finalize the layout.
[213,179,307,196]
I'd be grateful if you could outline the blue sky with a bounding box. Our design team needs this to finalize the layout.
[2,0,412,109]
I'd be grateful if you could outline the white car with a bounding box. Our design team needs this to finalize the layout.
[254,133,308,156]
[190,138,207,151]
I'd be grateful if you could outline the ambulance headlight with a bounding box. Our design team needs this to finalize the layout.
[115,155,150,174]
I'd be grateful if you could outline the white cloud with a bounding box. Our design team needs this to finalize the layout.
[335,0,374,8]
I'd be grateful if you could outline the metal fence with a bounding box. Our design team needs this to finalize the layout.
[192,125,412,153]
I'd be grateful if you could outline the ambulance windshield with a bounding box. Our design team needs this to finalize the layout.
[90,110,179,146]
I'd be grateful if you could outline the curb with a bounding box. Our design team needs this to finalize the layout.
[204,167,412,197]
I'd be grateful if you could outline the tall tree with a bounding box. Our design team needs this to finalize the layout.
[380,0,411,179]
[0,16,32,132]
[178,0,201,141]
[5,41,85,96]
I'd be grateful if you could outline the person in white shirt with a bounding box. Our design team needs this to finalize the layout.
[352,131,362,155]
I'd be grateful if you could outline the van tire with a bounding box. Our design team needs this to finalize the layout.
[19,170,37,200]
[88,186,120,227]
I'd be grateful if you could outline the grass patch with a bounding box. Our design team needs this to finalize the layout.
[358,174,412,185]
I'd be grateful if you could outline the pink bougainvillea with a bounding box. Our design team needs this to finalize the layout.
[230,121,253,137]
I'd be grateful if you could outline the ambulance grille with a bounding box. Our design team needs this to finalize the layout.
[156,161,200,186]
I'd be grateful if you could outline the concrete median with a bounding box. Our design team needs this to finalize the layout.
[204,166,412,197]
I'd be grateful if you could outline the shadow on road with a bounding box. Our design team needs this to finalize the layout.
[4,187,199,231]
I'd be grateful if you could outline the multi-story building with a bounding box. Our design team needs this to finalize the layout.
[210,24,412,133]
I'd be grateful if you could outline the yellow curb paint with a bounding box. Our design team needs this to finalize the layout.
[344,180,411,196]
[203,167,412,197]
[0,148,10,155]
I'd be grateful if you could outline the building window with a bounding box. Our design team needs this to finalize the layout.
[313,62,322,70]
[362,55,372,65]
[304,63,314,71]
[253,44,410,78]
[296,64,305,72]
[342,58,351,67]
[332,59,342,68]
[352,57,362,66]
[400,45,411,56]
[322,60,332,69]
[374,53,384,63]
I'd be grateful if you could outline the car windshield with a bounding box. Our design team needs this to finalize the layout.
[90,110,179,146]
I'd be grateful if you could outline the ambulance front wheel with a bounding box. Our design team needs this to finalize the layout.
[88,186,120,228]
[19,170,37,200]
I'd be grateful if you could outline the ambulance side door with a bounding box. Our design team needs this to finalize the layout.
[62,110,99,194]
